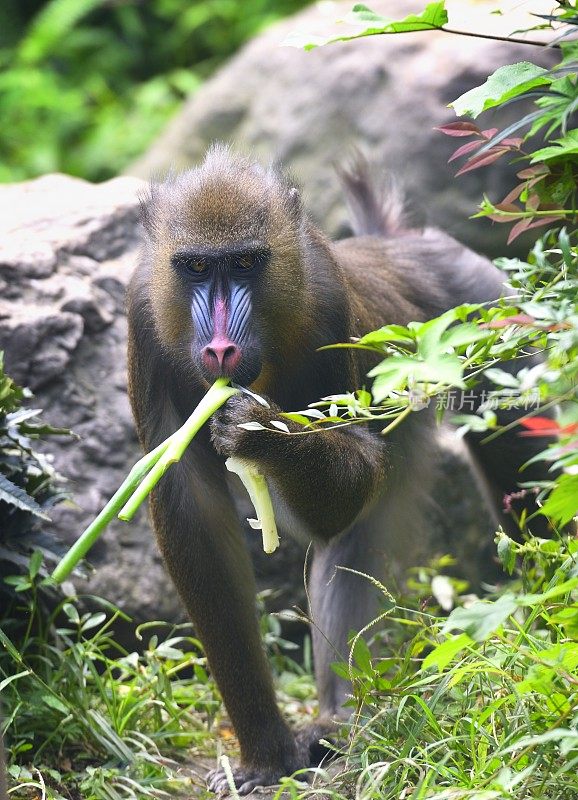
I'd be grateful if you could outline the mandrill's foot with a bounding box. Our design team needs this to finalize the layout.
[295,719,342,766]
[207,721,343,795]
[207,760,299,795]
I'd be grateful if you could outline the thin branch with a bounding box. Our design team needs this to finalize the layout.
[441,26,563,49]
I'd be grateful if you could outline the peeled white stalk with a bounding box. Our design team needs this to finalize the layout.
[226,457,280,554]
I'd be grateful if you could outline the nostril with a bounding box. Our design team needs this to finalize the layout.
[221,345,238,365]
[202,341,241,374]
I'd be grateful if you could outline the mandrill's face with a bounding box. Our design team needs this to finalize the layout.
[170,239,269,386]
[143,149,310,390]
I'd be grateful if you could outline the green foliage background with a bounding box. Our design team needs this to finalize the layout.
[0,0,310,183]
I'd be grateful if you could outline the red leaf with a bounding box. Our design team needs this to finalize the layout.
[501,184,524,205]
[547,321,573,331]
[506,217,532,243]
[526,175,547,190]
[434,122,482,137]
[481,314,536,329]
[500,137,524,148]
[448,139,484,163]
[520,417,561,432]
[507,215,565,244]
[517,164,549,179]
[481,128,499,139]
[455,148,508,176]
[518,417,568,437]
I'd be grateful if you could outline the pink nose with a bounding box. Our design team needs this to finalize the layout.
[201,338,241,376]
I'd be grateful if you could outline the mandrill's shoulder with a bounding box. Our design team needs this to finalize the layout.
[331,233,429,328]
[332,227,506,325]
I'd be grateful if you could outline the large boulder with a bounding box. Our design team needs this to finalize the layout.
[127,0,555,257]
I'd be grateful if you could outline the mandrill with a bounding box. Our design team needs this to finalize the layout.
[127,145,550,793]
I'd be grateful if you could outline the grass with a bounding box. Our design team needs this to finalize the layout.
[1,564,315,799]
[276,535,578,800]
[3,533,578,799]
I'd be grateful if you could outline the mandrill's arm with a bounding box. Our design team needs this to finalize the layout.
[211,393,389,541]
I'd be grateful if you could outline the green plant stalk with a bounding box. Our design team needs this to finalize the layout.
[51,377,281,583]
[117,377,238,521]
[50,439,169,583]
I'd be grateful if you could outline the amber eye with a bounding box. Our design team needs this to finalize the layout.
[237,254,255,270]
[187,259,207,274]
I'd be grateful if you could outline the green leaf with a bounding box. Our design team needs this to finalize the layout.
[358,325,415,347]
[280,412,314,427]
[517,577,578,606]
[0,473,51,520]
[63,602,80,624]
[440,323,490,349]
[500,728,578,754]
[415,309,458,358]
[351,637,373,674]
[0,670,31,692]
[497,535,516,575]
[422,632,472,671]
[80,612,107,632]
[331,661,357,680]
[42,694,69,714]
[539,474,578,527]
[452,413,492,433]
[356,389,372,407]
[0,628,22,661]
[369,360,414,402]
[442,594,517,641]
[531,130,578,163]
[28,549,43,579]
[483,367,519,388]
[413,354,465,386]
[368,356,415,379]
[346,2,448,32]
[284,1,447,50]
[18,0,106,64]
[451,62,551,118]
[237,421,266,431]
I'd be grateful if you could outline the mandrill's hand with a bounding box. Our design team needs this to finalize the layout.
[210,392,288,463]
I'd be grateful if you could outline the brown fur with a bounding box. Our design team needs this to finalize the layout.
[128,145,553,793]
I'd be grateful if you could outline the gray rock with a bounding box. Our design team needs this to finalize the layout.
[127,0,555,257]
[0,174,178,621]
[0,305,84,391]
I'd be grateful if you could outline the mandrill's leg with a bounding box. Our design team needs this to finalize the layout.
[308,423,434,723]
[309,520,389,718]
[150,449,299,794]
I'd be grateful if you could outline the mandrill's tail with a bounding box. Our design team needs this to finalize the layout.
[336,152,406,239]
